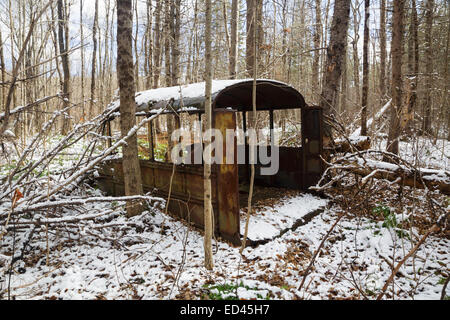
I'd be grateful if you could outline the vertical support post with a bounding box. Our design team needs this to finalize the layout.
[269,109,275,185]
[107,119,112,149]
[242,111,249,183]
[301,106,324,189]
[213,110,240,246]
[147,117,155,161]
[269,109,274,143]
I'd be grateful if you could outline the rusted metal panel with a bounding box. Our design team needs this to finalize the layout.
[302,106,324,189]
[213,110,241,246]
[96,159,223,241]
[238,146,303,190]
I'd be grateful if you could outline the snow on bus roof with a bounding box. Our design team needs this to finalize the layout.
[109,79,295,114]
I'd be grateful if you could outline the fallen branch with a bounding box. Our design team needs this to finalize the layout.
[376,224,440,300]
[313,150,450,195]
[13,195,163,215]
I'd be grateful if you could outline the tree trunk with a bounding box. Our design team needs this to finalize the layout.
[351,2,361,109]
[319,0,351,145]
[386,0,405,155]
[171,0,181,86]
[0,29,6,111]
[80,0,86,121]
[246,0,263,77]
[57,0,71,135]
[229,0,239,79]
[89,0,98,120]
[117,0,144,218]
[164,0,171,87]
[153,0,162,89]
[421,0,434,136]
[312,0,322,103]
[379,0,387,104]
[405,0,419,130]
[145,0,153,90]
[204,0,214,271]
[361,0,370,136]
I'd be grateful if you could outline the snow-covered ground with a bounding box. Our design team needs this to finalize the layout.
[0,135,448,300]
[372,137,450,171]
[1,196,448,300]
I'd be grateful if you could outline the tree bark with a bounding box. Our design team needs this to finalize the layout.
[117,0,144,217]
[421,0,434,136]
[80,0,85,121]
[57,0,71,135]
[144,0,153,90]
[386,0,405,155]
[351,2,361,109]
[164,0,172,87]
[89,0,98,120]
[153,0,162,89]
[312,0,322,103]
[229,0,239,79]
[405,0,419,130]
[319,0,351,145]
[246,0,263,77]
[204,0,214,271]
[361,0,370,136]
[171,0,181,86]
[379,0,387,104]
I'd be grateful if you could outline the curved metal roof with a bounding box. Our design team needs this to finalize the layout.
[111,79,306,115]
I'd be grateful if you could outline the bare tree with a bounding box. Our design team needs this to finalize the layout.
[117,0,144,217]
[164,0,172,87]
[379,0,387,104]
[204,0,214,271]
[312,0,322,102]
[361,0,370,136]
[89,0,99,120]
[246,0,263,77]
[57,0,71,135]
[153,0,162,89]
[319,0,351,145]
[171,0,181,86]
[229,0,239,79]
[386,0,405,155]
[421,0,434,136]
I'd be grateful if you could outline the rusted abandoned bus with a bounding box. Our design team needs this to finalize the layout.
[96,79,324,246]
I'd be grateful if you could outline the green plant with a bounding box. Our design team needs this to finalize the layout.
[372,204,410,239]
[154,143,168,161]
[202,282,270,300]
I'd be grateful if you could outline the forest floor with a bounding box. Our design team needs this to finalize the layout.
[0,136,449,300]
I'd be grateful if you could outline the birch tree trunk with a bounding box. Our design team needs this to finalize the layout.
[117,0,144,218]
